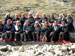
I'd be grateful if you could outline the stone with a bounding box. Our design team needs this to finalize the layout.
[0,45,12,52]
[0,42,75,56]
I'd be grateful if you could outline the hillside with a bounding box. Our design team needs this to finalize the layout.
[0,0,75,20]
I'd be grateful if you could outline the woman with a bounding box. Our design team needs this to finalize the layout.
[58,14,66,24]
[14,21,23,41]
[23,20,33,41]
[58,21,70,43]
[4,13,12,24]
[48,13,56,24]
[34,12,42,24]
[33,21,41,41]
[66,14,74,32]
[12,14,20,25]
[40,21,51,42]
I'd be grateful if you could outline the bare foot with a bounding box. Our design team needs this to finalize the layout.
[0,38,2,41]
[51,40,54,43]
[14,39,17,42]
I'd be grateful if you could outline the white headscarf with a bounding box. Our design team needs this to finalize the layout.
[5,13,10,18]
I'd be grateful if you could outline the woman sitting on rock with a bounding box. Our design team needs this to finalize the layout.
[58,21,71,43]
[14,21,23,41]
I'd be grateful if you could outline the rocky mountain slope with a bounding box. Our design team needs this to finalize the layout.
[0,0,75,20]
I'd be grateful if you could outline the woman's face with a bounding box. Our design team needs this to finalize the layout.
[29,14,32,18]
[15,14,18,19]
[7,14,10,17]
[59,15,63,19]
[21,14,25,18]
[42,14,46,19]
[35,15,39,18]
[0,21,2,25]
[50,14,54,19]
[35,23,39,27]
[16,21,21,26]
[62,21,65,27]
[26,20,30,25]
[54,21,58,26]
[44,22,48,27]
[67,15,71,18]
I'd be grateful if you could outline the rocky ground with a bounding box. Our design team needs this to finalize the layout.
[0,42,75,56]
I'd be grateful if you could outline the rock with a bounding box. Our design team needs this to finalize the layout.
[18,46,24,52]
[0,42,75,56]
[8,51,19,56]
[70,45,75,52]
[61,46,67,52]
[0,45,12,52]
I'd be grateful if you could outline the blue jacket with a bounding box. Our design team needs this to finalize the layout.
[23,24,33,32]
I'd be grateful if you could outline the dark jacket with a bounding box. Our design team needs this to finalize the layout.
[14,25,23,33]
[28,17,35,24]
[66,17,74,31]
[3,24,15,32]
[41,26,52,34]
[60,26,69,33]
[66,17,73,24]
[0,24,3,32]
[58,18,67,24]
[23,24,33,32]
[12,18,20,24]
[20,17,27,26]
[4,17,12,24]
[48,18,56,23]
[42,17,48,23]
[33,26,41,32]
[52,25,61,33]
[60,26,70,41]
[35,18,42,23]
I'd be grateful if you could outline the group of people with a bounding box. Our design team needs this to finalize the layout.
[0,12,74,43]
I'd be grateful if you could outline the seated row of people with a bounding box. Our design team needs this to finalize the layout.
[0,19,71,43]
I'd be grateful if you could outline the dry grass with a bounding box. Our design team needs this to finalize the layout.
[0,0,75,20]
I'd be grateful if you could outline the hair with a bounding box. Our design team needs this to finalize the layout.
[50,13,55,19]
[5,13,10,18]
[58,14,64,19]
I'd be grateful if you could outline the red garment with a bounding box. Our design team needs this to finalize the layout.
[58,39,71,44]
[5,37,12,42]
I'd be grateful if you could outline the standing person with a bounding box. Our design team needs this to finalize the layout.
[28,12,35,26]
[50,20,61,42]
[58,14,67,24]
[34,13,42,24]
[41,13,48,23]
[14,21,23,41]
[23,20,33,41]
[3,19,15,41]
[4,13,12,24]
[12,14,20,25]
[48,13,56,24]
[58,21,70,43]
[66,14,74,32]
[33,21,41,41]
[20,13,27,27]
